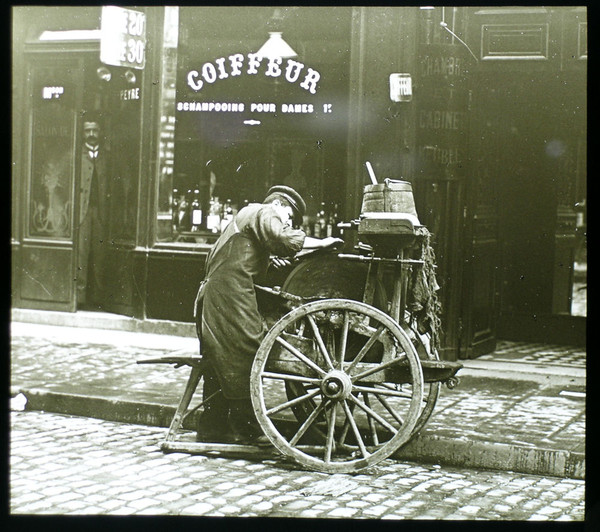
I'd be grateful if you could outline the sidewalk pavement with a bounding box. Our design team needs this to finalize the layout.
[9,309,586,480]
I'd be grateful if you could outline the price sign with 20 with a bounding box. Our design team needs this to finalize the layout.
[100,6,146,69]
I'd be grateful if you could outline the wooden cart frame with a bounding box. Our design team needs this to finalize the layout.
[139,228,461,473]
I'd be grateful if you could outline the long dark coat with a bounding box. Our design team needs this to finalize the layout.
[197,203,305,399]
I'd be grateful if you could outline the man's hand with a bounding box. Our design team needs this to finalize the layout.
[320,237,344,249]
[301,236,345,252]
[270,256,292,269]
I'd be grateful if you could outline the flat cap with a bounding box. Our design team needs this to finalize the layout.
[267,185,306,226]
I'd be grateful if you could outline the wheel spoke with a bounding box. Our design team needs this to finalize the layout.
[338,403,352,446]
[342,400,370,457]
[266,388,322,416]
[261,371,320,385]
[347,393,398,434]
[306,314,333,369]
[379,382,429,403]
[275,336,328,376]
[345,324,386,374]
[306,314,335,370]
[375,393,405,425]
[297,320,306,337]
[350,354,407,382]
[363,393,380,446]
[289,399,328,446]
[327,330,336,368]
[324,403,337,462]
[353,382,413,399]
[337,311,350,368]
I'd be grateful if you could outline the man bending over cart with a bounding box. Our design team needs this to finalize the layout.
[194,185,343,445]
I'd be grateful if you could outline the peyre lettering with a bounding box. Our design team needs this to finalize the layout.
[120,87,140,101]
[187,53,321,94]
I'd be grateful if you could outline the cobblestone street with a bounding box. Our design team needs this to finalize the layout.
[10,411,585,520]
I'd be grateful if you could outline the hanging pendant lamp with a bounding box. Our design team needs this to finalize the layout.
[256,31,297,59]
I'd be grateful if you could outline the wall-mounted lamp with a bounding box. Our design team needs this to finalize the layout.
[256,32,297,59]
[124,69,137,84]
[96,66,112,82]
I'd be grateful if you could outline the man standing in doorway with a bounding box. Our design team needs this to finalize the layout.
[77,113,109,309]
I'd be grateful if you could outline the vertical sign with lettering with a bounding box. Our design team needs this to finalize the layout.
[417,52,468,174]
[100,6,146,70]
[416,9,470,180]
[412,8,473,357]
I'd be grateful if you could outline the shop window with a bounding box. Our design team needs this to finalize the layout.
[154,6,350,246]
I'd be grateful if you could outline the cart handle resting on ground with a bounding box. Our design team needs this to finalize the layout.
[138,207,462,473]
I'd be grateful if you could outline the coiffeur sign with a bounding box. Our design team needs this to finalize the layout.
[186,53,321,94]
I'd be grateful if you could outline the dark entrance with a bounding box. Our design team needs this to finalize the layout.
[468,71,585,345]
[15,47,143,315]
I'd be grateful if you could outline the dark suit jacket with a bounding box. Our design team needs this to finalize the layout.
[80,148,109,225]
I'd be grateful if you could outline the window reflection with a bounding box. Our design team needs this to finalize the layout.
[154,6,349,245]
[156,6,179,242]
[572,198,586,317]
[29,67,75,240]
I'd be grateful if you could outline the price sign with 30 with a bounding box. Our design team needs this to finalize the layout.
[100,6,146,69]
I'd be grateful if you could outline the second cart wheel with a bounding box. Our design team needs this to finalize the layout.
[250,299,424,473]
[402,325,441,437]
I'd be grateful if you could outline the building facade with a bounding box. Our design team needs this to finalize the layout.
[11,6,587,360]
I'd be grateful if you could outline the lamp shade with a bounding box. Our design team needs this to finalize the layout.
[256,32,297,59]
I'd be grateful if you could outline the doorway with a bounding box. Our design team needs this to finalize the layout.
[76,56,143,314]
[17,48,141,316]
[16,53,83,312]
[470,72,585,344]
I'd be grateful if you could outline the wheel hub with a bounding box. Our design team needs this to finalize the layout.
[320,370,353,400]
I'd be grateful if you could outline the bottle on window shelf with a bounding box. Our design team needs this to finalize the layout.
[301,216,312,236]
[171,188,179,233]
[312,216,321,237]
[185,189,194,231]
[315,202,327,238]
[221,198,234,232]
[190,189,202,231]
[327,203,339,237]
[177,190,190,232]
[206,196,222,234]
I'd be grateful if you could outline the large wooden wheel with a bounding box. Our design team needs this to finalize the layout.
[250,299,424,473]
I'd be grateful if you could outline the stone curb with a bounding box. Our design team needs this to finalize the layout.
[11,386,585,480]
[396,434,585,481]
[10,308,197,338]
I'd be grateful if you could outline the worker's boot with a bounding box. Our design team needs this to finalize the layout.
[196,368,232,443]
[228,398,271,446]
[196,396,232,443]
